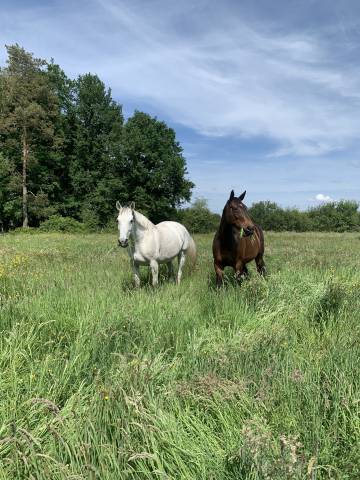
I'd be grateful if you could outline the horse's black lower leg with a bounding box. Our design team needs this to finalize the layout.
[255,254,266,276]
[242,265,249,278]
[235,265,249,283]
[214,262,224,288]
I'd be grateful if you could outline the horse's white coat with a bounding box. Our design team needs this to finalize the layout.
[116,205,196,286]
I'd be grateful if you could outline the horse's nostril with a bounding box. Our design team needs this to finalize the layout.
[119,239,128,248]
[245,226,254,236]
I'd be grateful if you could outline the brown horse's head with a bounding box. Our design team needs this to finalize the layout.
[223,190,255,236]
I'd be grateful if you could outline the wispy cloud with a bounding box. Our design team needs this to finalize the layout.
[3,0,360,158]
[92,0,360,157]
[1,0,360,210]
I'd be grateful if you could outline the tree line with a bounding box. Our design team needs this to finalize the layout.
[180,199,360,233]
[249,200,360,232]
[0,45,193,230]
[1,45,358,234]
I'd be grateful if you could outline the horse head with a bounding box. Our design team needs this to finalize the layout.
[116,201,135,247]
[223,190,255,236]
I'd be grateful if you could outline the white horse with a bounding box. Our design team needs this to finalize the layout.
[116,202,196,287]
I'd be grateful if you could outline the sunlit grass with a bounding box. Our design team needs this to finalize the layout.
[0,231,359,479]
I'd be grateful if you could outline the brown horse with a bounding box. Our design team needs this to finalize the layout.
[212,189,265,287]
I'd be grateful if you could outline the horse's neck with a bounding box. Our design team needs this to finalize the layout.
[132,211,155,243]
[219,217,233,236]
[219,218,238,246]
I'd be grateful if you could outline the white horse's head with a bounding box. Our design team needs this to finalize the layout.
[116,201,135,248]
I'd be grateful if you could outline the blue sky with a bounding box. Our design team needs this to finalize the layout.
[1,0,360,212]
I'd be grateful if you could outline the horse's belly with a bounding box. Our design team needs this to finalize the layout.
[218,244,258,268]
[157,242,181,262]
[156,223,186,261]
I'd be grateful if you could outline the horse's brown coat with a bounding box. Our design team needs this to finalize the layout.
[212,190,266,287]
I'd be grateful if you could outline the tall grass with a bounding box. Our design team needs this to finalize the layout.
[0,232,359,479]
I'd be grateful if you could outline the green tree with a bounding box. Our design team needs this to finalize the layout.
[0,154,20,230]
[122,111,193,222]
[249,201,287,230]
[0,44,60,227]
[249,200,360,232]
[44,61,77,216]
[1,46,194,229]
[179,198,220,233]
[70,73,125,225]
[308,200,360,232]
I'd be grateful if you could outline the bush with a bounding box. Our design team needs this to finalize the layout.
[249,200,360,232]
[248,201,284,230]
[39,215,87,233]
[308,201,360,232]
[179,199,221,233]
[80,207,99,231]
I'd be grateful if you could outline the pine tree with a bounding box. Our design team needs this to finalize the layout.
[0,44,59,226]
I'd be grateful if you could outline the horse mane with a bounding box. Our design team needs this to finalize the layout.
[218,208,228,236]
[133,210,155,230]
[219,202,233,234]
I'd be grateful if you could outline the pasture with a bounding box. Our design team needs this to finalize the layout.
[0,231,359,479]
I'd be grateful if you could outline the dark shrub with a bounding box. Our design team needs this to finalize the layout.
[39,215,87,233]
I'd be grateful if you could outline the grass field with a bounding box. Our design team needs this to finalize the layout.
[0,231,359,479]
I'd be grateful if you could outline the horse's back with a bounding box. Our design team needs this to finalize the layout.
[155,221,190,260]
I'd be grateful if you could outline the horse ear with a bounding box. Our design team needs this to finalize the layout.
[229,190,235,200]
[116,201,122,211]
[129,201,135,211]
[238,190,246,201]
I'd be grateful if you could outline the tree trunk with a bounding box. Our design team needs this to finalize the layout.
[22,127,29,228]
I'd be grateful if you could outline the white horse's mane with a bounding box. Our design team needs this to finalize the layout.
[119,207,154,230]
[134,210,154,230]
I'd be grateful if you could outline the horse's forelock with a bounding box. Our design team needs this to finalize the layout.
[117,207,134,220]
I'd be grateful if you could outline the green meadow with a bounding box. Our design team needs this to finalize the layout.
[0,232,359,479]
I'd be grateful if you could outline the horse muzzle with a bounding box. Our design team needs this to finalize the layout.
[243,226,254,237]
[118,239,129,248]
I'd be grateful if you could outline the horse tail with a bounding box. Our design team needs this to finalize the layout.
[186,235,197,269]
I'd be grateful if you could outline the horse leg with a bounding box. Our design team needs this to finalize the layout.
[214,261,224,288]
[177,251,186,284]
[242,265,249,279]
[132,261,141,287]
[150,260,159,286]
[234,260,246,282]
[167,261,175,282]
[255,254,266,276]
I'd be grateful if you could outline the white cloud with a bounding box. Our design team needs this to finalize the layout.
[3,0,360,159]
[93,1,360,157]
[315,193,333,202]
